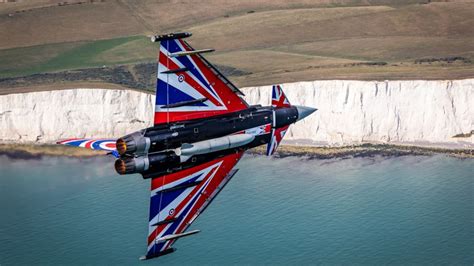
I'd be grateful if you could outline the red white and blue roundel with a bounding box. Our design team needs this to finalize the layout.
[155,39,248,124]
[57,138,119,157]
[57,138,116,151]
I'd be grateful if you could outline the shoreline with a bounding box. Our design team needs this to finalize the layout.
[1,143,472,160]
[251,144,474,159]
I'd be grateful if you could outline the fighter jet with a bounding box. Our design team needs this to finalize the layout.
[57,32,316,260]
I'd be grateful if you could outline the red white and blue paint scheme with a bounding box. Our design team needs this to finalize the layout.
[57,32,316,260]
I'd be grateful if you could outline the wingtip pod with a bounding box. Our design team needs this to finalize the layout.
[150,32,192,43]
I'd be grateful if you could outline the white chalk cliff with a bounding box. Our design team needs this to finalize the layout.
[0,79,473,149]
[0,89,154,143]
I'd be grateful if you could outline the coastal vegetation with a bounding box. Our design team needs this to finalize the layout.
[0,36,155,78]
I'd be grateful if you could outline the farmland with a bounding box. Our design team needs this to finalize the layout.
[0,0,473,90]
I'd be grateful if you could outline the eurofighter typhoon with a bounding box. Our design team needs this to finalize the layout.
[57,32,316,260]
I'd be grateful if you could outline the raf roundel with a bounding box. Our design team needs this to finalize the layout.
[178,74,185,83]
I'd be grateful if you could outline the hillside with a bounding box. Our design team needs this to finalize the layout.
[0,0,473,88]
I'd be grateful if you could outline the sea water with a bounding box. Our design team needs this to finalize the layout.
[0,154,472,265]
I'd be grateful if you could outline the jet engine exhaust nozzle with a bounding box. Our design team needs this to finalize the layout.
[114,156,150,175]
[116,131,150,155]
[116,138,127,155]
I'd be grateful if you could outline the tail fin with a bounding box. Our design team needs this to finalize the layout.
[271,85,291,108]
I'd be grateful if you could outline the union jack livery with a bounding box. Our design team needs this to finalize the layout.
[155,34,247,124]
[272,84,291,108]
[57,32,316,260]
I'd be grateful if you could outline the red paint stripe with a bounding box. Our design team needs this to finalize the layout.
[264,123,272,133]
[58,138,81,144]
[84,140,94,149]
[189,53,247,112]
[177,39,191,52]
[105,143,116,149]
[154,110,230,125]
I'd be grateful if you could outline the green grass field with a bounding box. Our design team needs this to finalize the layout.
[0,35,156,78]
[1,0,473,86]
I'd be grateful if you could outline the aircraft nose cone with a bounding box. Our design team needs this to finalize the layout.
[295,105,317,122]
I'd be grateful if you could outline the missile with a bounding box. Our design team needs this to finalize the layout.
[176,134,254,162]
[155,230,200,243]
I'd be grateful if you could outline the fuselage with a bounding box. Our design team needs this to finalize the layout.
[114,105,300,178]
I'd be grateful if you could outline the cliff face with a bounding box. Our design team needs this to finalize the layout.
[0,79,473,148]
[243,79,473,148]
[0,89,154,143]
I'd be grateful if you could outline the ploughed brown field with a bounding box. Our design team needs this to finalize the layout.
[0,0,473,90]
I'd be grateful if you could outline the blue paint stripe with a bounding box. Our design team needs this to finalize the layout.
[90,139,113,150]
[156,79,207,107]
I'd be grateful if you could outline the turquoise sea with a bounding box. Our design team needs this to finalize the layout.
[0,154,473,265]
